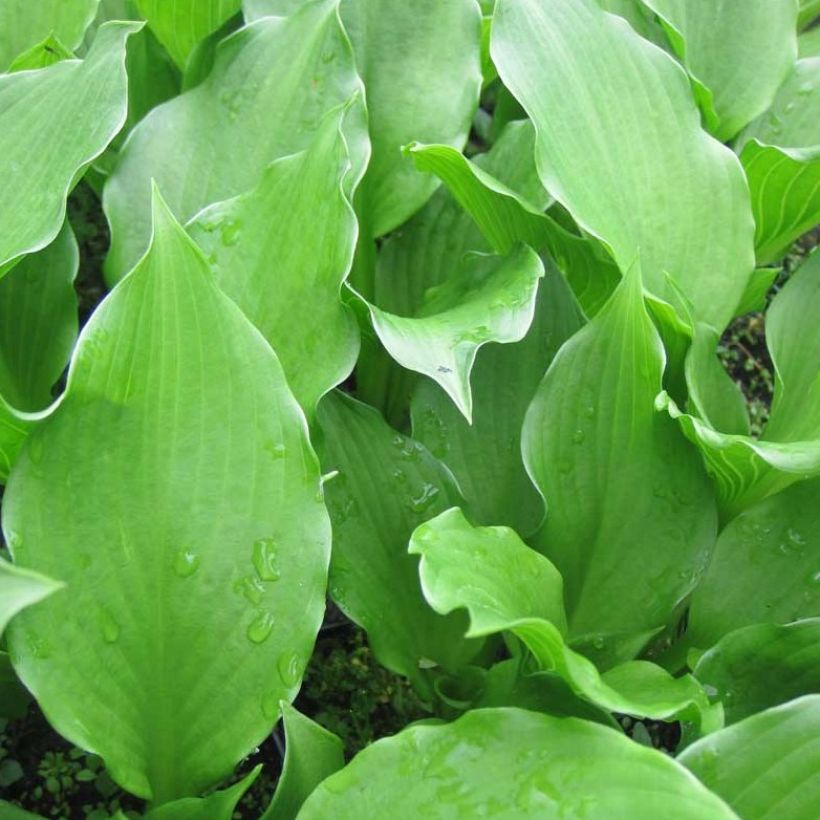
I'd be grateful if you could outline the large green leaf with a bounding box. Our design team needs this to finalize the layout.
[187,105,359,416]
[491,0,755,331]
[679,696,820,820]
[693,620,820,725]
[411,509,717,729]
[315,392,477,691]
[522,265,716,658]
[145,768,260,820]
[737,59,820,264]
[104,0,367,283]
[299,707,735,819]
[245,0,482,238]
[136,0,240,68]
[0,0,100,68]
[365,245,544,422]
[687,478,820,649]
[0,21,138,275]
[0,222,78,412]
[0,559,62,637]
[643,0,797,141]
[4,191,331,803]
[411,263,584,535]
[261,703,344,820]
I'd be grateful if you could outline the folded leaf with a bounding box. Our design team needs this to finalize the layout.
[188,105,359,416]
[136,0,241,68]
[522,264,717,656]
[492,0,755,330]
[643,0,797,141]
[679,696,820,820]
[261,703,344,820]
[0,20,138,275]
[0,400,38,483]
[0,559,63,636]
[4,191,331,803]
[365,245,543,422]
[299,707,735,819]
[144,767,260,820]
[694,619,820,725]
[687,478,820,649]
[411,263,584,535]
[411,509,717,729]
[315,391,478,691]
[8,34,74,72]
[104,0,367,282]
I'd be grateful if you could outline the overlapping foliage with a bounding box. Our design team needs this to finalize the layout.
[1,0,819,818]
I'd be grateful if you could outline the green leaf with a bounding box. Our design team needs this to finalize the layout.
[0,0,99,69]
[7,34,74,72]
[245,0,483,238]
[299,707,736,819]
[411,509,717,728]
[799,25,820,59]
[679,696,820,820]
[0,559,63,636]
[491,0,755,331]
[104,0,367,283]
[411,263,584,535]
[737,59,820,264]
[0,802,45,820]
[145,766,261,819]
[687,477,820,649]
[4,191,331,803]
[365,245,544,422]
[522,265,716,658]
[188,105,359,416]
[406,139,621,318]
[0,650,31,718]
[693,619,820,725]
[0,221,78,412]
[315,392,478,691]
[136,0,240,68]
[598,0,667,45]
[799,0,820,30]
[0,400,37,483]
[0,21,138,275]
[261,703,343,820]
[734,267,781,316]
[643,0,797,141]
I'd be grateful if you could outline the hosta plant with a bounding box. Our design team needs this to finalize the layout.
[1,0,819,818]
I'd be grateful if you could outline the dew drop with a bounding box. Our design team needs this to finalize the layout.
[174,549,200,578]
[278,651,302,687]
[27,435,44,465]
[247,610,275,644]
[264,440,287,460]
[571,429,585,444]
[99,609,120,644]
[407,484,440,513]
[252,538,281,582]
[234,575,265,605]
[220,220,241,247]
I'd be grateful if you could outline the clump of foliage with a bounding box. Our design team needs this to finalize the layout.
[1,1,820,818]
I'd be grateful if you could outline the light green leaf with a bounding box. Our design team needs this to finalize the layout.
[737,59,820,264]
[188,106,359,416]
[0,0,99,69]
[0,559,63,637]
[104,0,367,283]
[687,477,820,649]
[145,766,260,819]
[679,696,820,820]
[299,707,735,819]
[0,400,38,483]
[799,0,820,29]
[643,0,797,141]
[406,139,621,318]
[694,619,820,725]
[136,0,240,68]
[522,265,717,657]
[365,245,543,422]
[315,392,478,691]
[0,21,138,275]
[492,0,755,331]
[598,0,667,44]
[0,222,78,412]
[734,267,781,316]
[4,191,331,803]
[411,509,717,728]
[411,263,584,535]
[799,25,820,58]
[261,703,344,820]
[8,34,74,72]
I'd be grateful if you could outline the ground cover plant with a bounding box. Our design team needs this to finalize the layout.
[1,0,820,817]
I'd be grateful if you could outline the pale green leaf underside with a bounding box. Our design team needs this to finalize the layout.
[0,21,137,274]
[5,192,331,803]
[299,708,735,820]
[187,105,359,416]
[366,244,544,422]
[411,509,716,729]
[644,0,797,142]
[694,619,820,725]
[315,391,477,691]
[679,696,820,820]
[0,559,63,637]
[492,0,755,331]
